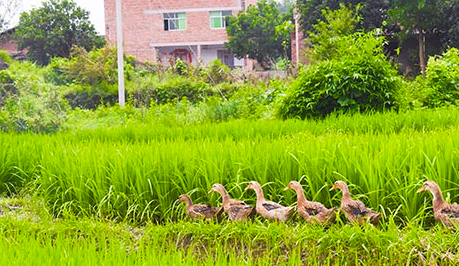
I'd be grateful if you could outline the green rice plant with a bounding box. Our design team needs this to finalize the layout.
[1,203,459,266]
[3,109,459,225]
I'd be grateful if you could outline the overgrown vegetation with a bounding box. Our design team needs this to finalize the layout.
[278,5,401,118]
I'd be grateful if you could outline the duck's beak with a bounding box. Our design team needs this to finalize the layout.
[416,185,426,193]
[244,185,251,191]
[330,184,338,191]
[208,188,215,194]
[283,186,290,191]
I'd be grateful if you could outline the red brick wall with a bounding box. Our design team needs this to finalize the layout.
[104,0,257,61]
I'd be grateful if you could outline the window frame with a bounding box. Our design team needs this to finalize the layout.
[163,13,186,31]
[209,10,232,29]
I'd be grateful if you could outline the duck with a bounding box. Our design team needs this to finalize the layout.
[245,181,295,222]
[284,181,337,225]
[208,183,256,221]
[178,194,223,220]
[417,180,459,227]
[330,180,381,226]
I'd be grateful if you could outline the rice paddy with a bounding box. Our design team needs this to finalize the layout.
[1,108,459,264]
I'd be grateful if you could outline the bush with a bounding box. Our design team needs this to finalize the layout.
[64,83,118,110]
[423,47,459,107]
[0,61,68,133]
[130,75,213,106]
[206,59,232,85]
[0,71,17,107]
[278,32,401,119]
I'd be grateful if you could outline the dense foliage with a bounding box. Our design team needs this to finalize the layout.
[304,3,362,63]
[278,5,401,118]
[423,48,459,107]
[388,0,457,76]
[297,0,459,76]
[296,0,390,33]
[0,59,68,132]
[14,0,104,65]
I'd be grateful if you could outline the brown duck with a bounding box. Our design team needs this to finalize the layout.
[208,183,256,221]
[285,181,337,225]
[330,181,381,226]
[245,181,295,222]
[178,194,223,220]
[417,180,459,227]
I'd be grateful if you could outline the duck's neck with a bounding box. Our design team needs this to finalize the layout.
[219,189,232,205]
[253,185,266,204]
[430,188,447,210]
[183,197,193,208]
[294,186,308,205]
[340,186,352,202]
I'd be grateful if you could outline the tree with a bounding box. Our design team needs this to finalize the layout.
[0,0,20,32]
[442,2,459,48]
[296,0,390,33]
[388,0,458,76]
[225,0,290,69]
[14,0,104,65]
[306,4,362,63]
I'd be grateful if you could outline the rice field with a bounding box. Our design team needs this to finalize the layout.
[1,108,459,264]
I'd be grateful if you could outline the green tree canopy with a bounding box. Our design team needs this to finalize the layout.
[306,4,362,63]
[388,0,459,76]
[225,0,291,69]
[14,0,104,65]
[296,0,390,33]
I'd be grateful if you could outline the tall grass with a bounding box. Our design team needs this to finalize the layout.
[1,109,459,224]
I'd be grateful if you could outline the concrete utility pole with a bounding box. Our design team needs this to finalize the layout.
[116,0,125,107]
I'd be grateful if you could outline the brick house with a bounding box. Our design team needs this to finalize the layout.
[0,28,26,61]
[104,0,258,68]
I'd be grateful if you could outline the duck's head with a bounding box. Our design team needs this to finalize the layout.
[208,183,225,194]
[284,181,301,191]
[178,194,190,203]
[330,180,347,191]
[245,181,260,191]
[417,180,440,194]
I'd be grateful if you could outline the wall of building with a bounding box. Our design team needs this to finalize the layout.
[104,0,258,64]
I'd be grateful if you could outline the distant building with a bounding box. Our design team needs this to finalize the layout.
[0,28,26,61]
[104,0,257,68]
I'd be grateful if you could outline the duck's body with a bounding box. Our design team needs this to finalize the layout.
[246,181,295,222]
[417,181,459,227]
[209,183,256,221]
[285,181,337,225]
[178,194,223,220]
[330,181,380,226]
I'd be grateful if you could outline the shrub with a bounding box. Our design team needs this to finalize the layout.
[0,71,17,107]
[423,47,459,107]
[130,75,213,106]
[206,59,232,85]
[64,83,118,110]
[0,50,13,64]
[0,61,68,133]
[278,32,401,119]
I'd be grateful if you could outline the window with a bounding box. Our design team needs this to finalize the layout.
[164,13,186,31]
[210,11,232,29]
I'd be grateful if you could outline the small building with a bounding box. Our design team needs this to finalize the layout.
[0,28,26,61]
[104,0,257,68]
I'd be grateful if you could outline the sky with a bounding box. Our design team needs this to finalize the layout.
[14,0,105,34]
